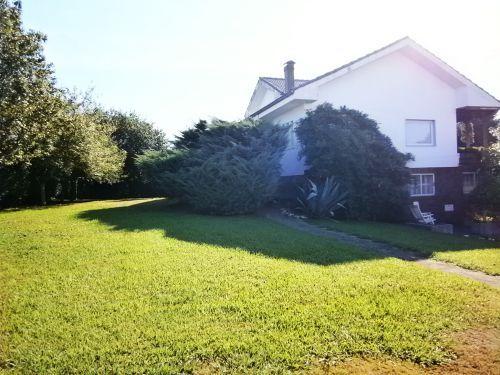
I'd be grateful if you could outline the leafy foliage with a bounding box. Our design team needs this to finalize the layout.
[107,111,167,156]
[172,119,208,150]
[56,95,125,184]
[0,2,126,205]
[0,164,31,205]
[469,123,500,217]
[295,103,412,221]
[0,0,57,167]
[135,149,186,197]
[138,120,289,215]
[175,120,289,215]
[296,177,347,218]
[78,110,168,198]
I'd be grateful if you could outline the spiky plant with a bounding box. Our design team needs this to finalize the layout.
[296,177,347,218]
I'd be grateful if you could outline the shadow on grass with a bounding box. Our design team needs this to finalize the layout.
[76,198,383,266]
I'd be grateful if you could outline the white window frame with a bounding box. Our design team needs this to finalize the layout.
[462,172,477,194]
[409,173,435,197]
[405,119,436,147]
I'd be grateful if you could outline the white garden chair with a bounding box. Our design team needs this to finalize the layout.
[410,201,436,225]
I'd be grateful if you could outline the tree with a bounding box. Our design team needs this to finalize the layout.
[76,110,168,198]
[172,119,208,150]
[0,0,60,168]
[0,0,68,204]
[106,110,167,179]
[18,92,126,204]
[57,97,126,200]
[295,103,412,221]
[469,123,500,217]
[0,2,125,204]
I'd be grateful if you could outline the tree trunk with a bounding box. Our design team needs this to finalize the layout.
[40,181,47,205]
[72,178,79,201]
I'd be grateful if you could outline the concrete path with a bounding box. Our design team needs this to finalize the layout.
[266,210,500,288]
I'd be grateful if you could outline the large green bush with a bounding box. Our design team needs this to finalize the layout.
[295,103,412,221]
[176,120,288,215]
[136,120,289,215]
[135,149,187,197]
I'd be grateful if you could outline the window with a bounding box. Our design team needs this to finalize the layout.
[409,173,435,196]
[462,172,477,194]
[405,119,435,146]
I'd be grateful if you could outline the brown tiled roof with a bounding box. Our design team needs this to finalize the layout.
[260,77,309,94]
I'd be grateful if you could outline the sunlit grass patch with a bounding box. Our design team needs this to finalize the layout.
[314,219,500,275]
[0,199,498,373]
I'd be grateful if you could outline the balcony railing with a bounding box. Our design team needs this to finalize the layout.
[458,147,482,167]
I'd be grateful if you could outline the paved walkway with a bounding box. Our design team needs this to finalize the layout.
[266,210,500,288]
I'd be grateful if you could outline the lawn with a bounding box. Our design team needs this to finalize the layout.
[312,219,500,276]
[0,199,499,373]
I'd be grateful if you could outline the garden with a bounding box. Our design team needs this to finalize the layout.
[1,1,499,372]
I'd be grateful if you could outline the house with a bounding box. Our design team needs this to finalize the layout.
[245,37,500,222]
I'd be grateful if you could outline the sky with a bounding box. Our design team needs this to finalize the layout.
[22,0,500,140]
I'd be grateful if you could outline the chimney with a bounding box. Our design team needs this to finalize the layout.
[284,60,295,93]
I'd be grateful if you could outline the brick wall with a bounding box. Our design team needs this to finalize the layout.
[409,167,466,224]
[278,167,470,224]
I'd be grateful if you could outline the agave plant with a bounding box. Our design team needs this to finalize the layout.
[296,177,347,218]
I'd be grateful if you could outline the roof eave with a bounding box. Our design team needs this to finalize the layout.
[248,92,293,118]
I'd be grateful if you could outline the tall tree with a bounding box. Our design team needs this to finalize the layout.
[0,1,125,204]
[80,110,167,197]
[105,110,167,164]
[0,0,59,167]
[0,0,65,203]
[56,96,125,201]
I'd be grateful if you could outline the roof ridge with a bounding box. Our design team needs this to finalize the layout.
[250,36,414,117]
[293,36,411,90]
[260,76,309,82]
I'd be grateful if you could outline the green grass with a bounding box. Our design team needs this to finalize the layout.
[0,199,499,373]
[313,219,500,275]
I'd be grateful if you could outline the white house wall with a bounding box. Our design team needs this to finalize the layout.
[267,50,461,176]
[272,105,308,176]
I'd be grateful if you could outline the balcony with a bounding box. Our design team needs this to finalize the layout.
[456,107,496,168]
[458,147,482,167]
